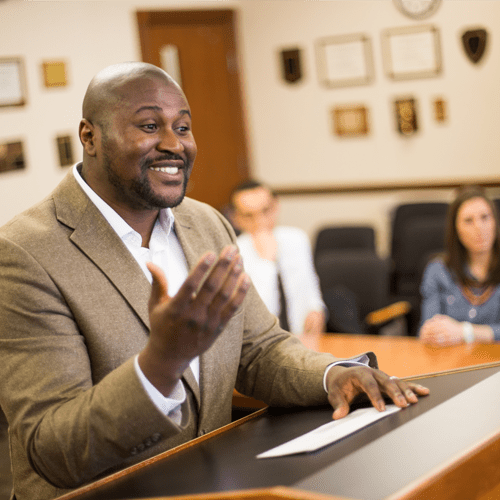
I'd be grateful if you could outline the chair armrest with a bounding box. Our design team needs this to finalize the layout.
[365,301,412,326]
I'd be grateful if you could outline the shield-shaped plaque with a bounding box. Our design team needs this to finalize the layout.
[462,29,488,64]
[280,48,302,83]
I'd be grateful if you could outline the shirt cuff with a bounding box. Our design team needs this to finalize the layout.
[322,354,371,392]
[134,355,186,424]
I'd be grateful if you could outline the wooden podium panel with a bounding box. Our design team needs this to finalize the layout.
[57,362,500,500]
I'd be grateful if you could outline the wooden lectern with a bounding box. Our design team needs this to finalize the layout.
[56,361,500,500]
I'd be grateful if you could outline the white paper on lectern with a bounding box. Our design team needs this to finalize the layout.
[256,405,401,459]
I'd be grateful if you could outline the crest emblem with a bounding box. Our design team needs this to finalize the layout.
[280,48,302,83]
[462,29,488,64]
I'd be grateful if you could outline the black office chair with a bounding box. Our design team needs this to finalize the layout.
[314,225,376,265]
[493,198,500,216]
[389,202,448,334]
[316,250,410,335]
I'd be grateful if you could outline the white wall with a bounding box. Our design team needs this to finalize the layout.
[0,0,239,225]
[1,0,500,255]
[235,0,500,254]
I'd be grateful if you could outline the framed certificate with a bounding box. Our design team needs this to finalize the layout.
[316,33,374,88]
[0,58,27,107]
[382,25,442,80]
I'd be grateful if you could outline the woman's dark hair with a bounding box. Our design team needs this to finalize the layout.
[444,185,500,286]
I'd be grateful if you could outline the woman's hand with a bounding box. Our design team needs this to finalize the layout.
[419,314,464,346]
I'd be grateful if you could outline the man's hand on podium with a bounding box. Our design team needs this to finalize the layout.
[325,365,430,420]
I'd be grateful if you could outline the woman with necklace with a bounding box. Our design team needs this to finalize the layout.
[419,185,500,345]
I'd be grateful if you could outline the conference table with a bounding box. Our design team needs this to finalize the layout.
[57,335,500,500]
[301,333,500,377]
[233,333,500,409]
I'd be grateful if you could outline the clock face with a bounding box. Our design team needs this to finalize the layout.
[393,0,442,20]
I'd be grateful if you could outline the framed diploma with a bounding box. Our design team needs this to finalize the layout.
[316,33,374,88]
[382,25,442,80]
[0,58,27,108]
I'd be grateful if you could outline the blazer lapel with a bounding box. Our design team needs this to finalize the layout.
[53,172,151,330]
[172,210,205,407]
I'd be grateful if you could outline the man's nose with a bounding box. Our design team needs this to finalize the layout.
[158,128,184,153]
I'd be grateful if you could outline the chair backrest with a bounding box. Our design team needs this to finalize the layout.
[314,226,376,264]
[494,198,500,216]
[316,250,390,322]
[390,202,448,297]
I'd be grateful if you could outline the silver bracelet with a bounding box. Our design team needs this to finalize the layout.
[462,321,474,344]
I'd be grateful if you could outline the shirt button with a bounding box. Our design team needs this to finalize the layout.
[130,447,138,456]
[136,443,146,452]
[151,433,161,443]
[469,308,477,319]
[447,295,455,305]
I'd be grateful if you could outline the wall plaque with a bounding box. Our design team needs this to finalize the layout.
[462,29,488,64]
[280,48,302,83]
[332,105,369,137]
[0,140,26,173]
[395,98,418,136]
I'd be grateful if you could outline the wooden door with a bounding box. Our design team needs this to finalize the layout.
[136,10,250,210]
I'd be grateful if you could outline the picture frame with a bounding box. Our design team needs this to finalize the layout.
[394,97,418,135]
[332,105,369,137]
[0,140,26,173]
[433,98,447,122]
[316,33,374,88]
[0,58,27,108]
[42,61,68,88]
[56,134,74,167]
[382,25,442,80]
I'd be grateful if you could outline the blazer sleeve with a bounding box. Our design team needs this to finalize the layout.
[0,236,190,490]
[211,209,378,407]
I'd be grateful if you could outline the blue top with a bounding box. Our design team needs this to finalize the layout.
[420,259,500,340]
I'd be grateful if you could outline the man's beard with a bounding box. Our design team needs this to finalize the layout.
[102,150,191,210]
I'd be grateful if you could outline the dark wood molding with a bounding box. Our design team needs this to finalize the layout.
[272,178,500,197]
[136,9,234,26]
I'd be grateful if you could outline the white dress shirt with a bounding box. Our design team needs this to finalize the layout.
[73,165,195,423]
[237,226,326,335]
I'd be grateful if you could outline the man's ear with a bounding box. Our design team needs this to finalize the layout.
[79,119,97,157]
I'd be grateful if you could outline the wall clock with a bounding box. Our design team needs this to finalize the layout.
[393,0,442,20]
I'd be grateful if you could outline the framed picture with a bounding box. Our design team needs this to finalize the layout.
[394,98,418,135]
[56,134,74,167]
[316,34,374,88]
[0,58,27,108]
[42,61,68,88]
[332,105,369,137]
[382,25,442,80]
[433,98,447,122]
[0,140,26,173]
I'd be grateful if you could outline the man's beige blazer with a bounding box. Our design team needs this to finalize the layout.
[0,170,376,500]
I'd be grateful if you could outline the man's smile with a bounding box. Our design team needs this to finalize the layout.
[149,166,180,175]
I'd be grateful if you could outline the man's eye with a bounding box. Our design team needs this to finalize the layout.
[142,123,157,131]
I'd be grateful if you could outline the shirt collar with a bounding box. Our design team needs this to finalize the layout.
[72,163,175,247]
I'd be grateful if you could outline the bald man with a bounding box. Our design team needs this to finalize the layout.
[0,62,428,500]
